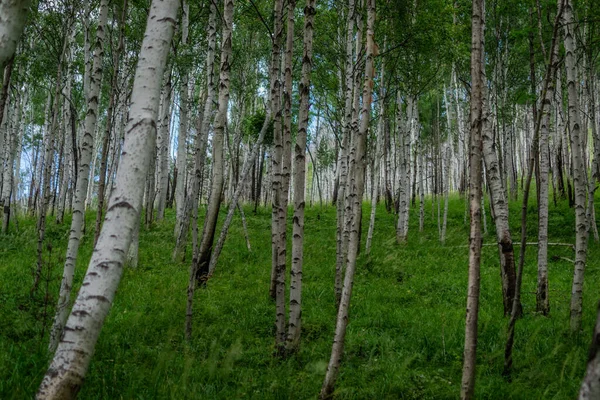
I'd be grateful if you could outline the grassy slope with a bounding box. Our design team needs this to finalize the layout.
[0,194,598,399]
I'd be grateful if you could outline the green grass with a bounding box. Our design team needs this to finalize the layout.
[1,194,598,399]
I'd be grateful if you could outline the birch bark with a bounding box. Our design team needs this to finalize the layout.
[320,0,375,394]
[174,1,216,261]
[335,0,356,306]
[287,0,315,351]
[562,0,589,332]
[37,0,178,396]
[48,0,109,353]
[0,0,29,70]
[461,0,485,397]
[190,0,234,284]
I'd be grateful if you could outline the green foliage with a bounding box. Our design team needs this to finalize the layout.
[1,194,598,399]
[242,110,274,146]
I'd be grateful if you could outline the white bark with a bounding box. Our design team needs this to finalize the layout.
[366,61,385,254]
[287,0,315,351]
[0,0,29,69]
[37,1,178,397]
[562,0,589,332]
[335,0,356,306]
[48,0,109,353]
[174,1,217,261]
[320,0,375,394]
[461,0,485,397]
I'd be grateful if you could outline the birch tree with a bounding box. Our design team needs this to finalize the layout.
[48,0,109,353]
[37,0,179,396]
[461,0,485,397]
[320,0,375,393]
[562,0,589,332]
[287,0,316,352]
[186,0,235,338]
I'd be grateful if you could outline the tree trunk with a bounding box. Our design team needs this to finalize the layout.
[37,1,178,397]
[286,0,315,352]
[562,0,589,332]
[366,56,385,254]
[320,0,375,394]
[481,97,519,316]
[33,30,69,295]
[269,0,284,300]
[335,0,356,307]
[94,0,127,245]
[460,0,485,398]
[174,0,216,262]
[536,21,559,316]
[0,0,29,70]
[189,0,234,308]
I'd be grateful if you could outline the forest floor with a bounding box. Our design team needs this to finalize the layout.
[1,194,599,399]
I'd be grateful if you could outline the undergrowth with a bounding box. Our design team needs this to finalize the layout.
[0,194,598,399]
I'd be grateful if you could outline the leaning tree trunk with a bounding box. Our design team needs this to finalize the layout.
[461,0,485,398]
[503,1,562,378]
[173,0,216,262]
[562,0,589,333]
[207,110,272,276]
[37,0,178,397]
[48,0,109,353]
[320,0,375,395]
[481,98,519,317]
[186,0,234,344]
[286,0,315,352]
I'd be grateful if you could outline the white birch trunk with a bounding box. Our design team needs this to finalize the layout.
[287,0,315,351]
[461,0,485,397]
[48,0,109,353]
[320,0,375,394]
[37,1,178,396]
[562,0,589,332]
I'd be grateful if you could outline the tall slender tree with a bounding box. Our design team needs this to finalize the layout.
[37,0,179,396]
[461,0,485,397]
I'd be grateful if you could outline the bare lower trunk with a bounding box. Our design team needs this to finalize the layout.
[562,0,589,332]
[187,0,234,340]
[48,0,109,353]
[335,0,356,307]
[174,0,216,261]
[320,0,375,394]
[269,0,284,300]
[287,0,315,352]
[208,111,272,275]
[461,0,485,398]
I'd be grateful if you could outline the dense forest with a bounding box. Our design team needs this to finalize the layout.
[2,0,600,398]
